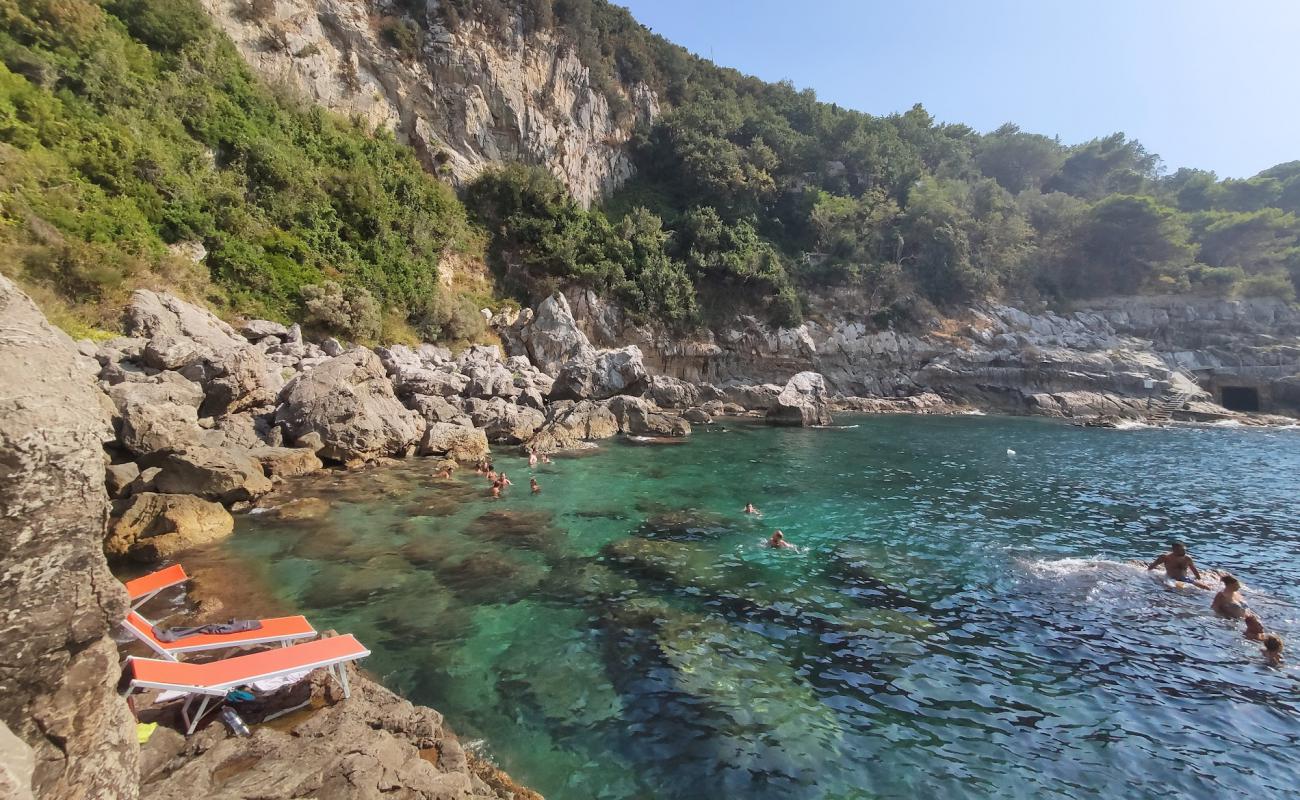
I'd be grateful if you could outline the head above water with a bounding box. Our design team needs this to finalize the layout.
[1221,574,1240,588]
[1170,541,1187,554]
[772,530,784,542]
[1264,635,1284,654]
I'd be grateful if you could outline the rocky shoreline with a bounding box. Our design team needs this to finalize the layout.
[2,270,1296,799]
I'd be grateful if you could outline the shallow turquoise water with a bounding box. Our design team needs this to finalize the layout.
[228,415,1300,799]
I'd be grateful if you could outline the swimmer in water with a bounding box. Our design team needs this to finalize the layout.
[530,477,540,494]
[743,502,759,514]
[542,453,553,464]
[767,530,793,549]
[498,472,513,487]
[487,469,497,483]
[490,484,501,499]
[1146,541,1210,589]
[1211,574,1249,619]
[1263,634,1284,666]
[1243,613,1266,642]
[529,449,538,468]
[433,466,452,479]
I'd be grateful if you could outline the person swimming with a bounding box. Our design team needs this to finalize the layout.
[489,484,501,499]
[743,502,759,514]
[1263,634,1284,666]
[498,472,513,487]
[1211,574,1249,619]
[541,453,553,464]
[1147,542,1210,588]
[767,530,793,549]
[530,477,540,494]
[487,469,498,483]
[433,466,452,479]
[1243,613,1266,642]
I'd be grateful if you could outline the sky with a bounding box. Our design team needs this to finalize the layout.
[618,0,1300,179]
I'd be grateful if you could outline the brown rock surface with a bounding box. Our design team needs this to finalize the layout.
[0,275,139,799]
[106,493,235,563]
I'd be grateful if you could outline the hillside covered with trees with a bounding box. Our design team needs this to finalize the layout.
[2,0,1297,342]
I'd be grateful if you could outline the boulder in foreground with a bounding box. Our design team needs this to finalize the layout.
[0,275,138,799]
[106,492,234,563]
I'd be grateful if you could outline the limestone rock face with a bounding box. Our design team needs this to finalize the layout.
[550,345,650,401]
[106,493,235,563]
[605,395,691,437]
[462,397,545,444]
[144,447,274,504]
[275,349,425,464]
[418,423,490,462]
[517,293,593,376]
[107,373,209,455]
[201,0,657,206]
[247,446,324,479]
[0,275,138,800]
[767,372,834,427]
[527,400,621,453]
[124,290,283,416]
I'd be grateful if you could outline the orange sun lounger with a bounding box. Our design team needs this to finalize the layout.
[126,634,371,734]
[124,564,189,609]
[120,565,317,660]
[123,610,317,661]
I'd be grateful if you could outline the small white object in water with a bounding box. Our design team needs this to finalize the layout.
[1006,448,1017,456]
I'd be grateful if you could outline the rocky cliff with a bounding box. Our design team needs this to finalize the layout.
[201,0,657,205]
[0,276,139,800]
[514,288,1300,420]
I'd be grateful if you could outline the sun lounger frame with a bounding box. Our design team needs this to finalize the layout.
[126,635,370,734]
[122,610,317,661]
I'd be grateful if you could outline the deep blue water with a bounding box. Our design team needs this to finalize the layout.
[227,415,1300,799]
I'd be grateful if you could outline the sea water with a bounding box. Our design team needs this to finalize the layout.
[226,415,1300,799]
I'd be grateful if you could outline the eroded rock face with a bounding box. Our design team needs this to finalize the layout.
[0,275,138,800]
[201,0,658,206]
[107,373,208,455]
[418,423,490,462]
[767,372,834,427]
[462,397,545,444]
[528,400,621,453]
[247,446,324,479]
[605,395,691,437]
[124,290,283,416]
[276,349,425,464]
[143,447,274,504]
[106,493,235,563]
[550,345,650,401]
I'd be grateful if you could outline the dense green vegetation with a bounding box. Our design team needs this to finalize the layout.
[2,0,1295,339]
[0,0,479,338]
[452,0,1300,326]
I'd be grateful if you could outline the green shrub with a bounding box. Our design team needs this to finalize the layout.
[1235,270,1296,301]
[380,18,421,60]
[300,281,381,341]
[413,292,487,343]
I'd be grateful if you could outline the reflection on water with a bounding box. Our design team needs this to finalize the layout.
[225,416,1300,799]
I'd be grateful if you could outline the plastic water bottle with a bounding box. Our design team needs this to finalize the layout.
[220,706,251,737]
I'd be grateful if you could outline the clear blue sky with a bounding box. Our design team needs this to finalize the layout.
[618,0,1300,179]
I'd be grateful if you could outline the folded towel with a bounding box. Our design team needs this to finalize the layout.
[152,619,264,642]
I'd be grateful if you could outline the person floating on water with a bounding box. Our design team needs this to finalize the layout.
[530,477,541,494]
[1243,613,1266,642]
[1263,634,1284,666]
[767,530,793,549]
[1146,541,1210,589]
[1211,574,1249,619]
[743,502,759,514]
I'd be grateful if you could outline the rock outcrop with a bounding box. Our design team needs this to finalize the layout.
[124,290,283,416]
[767,372,834,426]
[106,493,235,563]
[0,276,138,800]
[139,664,537,800]
[276,349,426,464]
[201,0,658,205]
